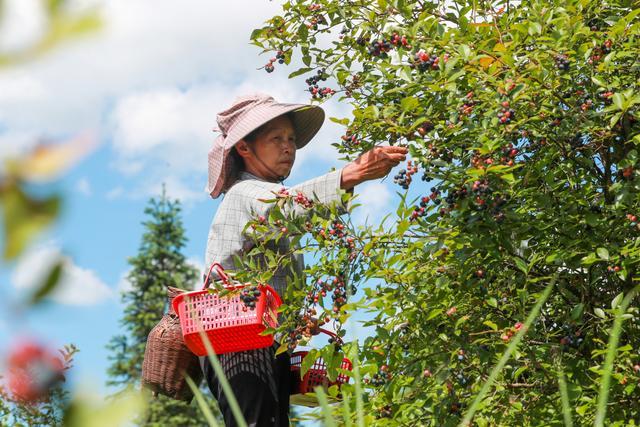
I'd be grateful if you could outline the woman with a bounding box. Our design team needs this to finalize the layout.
[203,93,407,426]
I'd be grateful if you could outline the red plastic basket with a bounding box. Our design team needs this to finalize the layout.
[290,329,352,406]
[172,263,282,356]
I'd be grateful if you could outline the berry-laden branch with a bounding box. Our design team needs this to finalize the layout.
[251,0,640,425]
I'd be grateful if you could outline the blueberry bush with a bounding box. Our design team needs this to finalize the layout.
[245,0,640,425]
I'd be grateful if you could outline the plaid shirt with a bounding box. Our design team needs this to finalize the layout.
[203,168,348,297]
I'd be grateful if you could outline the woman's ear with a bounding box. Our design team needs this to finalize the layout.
[235,140,251,159]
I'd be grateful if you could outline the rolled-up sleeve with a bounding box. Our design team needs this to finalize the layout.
[232,167,351,220]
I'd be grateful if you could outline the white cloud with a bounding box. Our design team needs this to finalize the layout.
[0,0,355,201]
[115,270,132,296]
[76,177,92,195]
[0,130,39,161]
[106,186,123,200]
[11,242,114,305]
[352,181,394,227]
[0,0,287,136]
[0,0,46,53]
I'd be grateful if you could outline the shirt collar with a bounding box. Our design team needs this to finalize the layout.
[238,170,284,184]
[238,171,265,182]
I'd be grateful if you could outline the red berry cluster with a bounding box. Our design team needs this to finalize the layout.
[286,311,321,351]
[459,92,476,116]
[607,265,622,273]
[393,160,419,189]
[330,280,349,313]
[6,341,65,402]
[411,49,441,72]
[308,70,334,99]
[293,191,313,209]
[410,196,429,220]
[589,39,613,63]
[416,120,435,137]
[443,186,468,208]
[389,32,410,48]
[599,90,614,105]
[307,3,321,11]
[555,53,570,71]
[471,154,496,168]
[276,188,290,197]
[501,322,524,342]
[472,179,491,196]
[307,276,354,316]
[318,220,355,249]
[412,187,441,218]
[497,101,515,124]
[305,11,326,30]
[364,32,411,58]
[622,166,635,179]
[500,143,519,166]
[367,39,392,57]
[309,85,335,99]
[367,364,392,387]
[240,285,261,311]
[626,213,639,228]
[264,50,285,73]
[340,131,361,148]
[377,404,393,418]
[580,98,594,111]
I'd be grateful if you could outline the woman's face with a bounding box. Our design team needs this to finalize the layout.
[236,115,297,181]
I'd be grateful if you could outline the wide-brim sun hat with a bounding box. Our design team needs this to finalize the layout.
[207,93,325,199]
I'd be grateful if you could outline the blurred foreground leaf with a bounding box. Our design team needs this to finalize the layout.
[63,387,146,427]
[29,260,64,305]
[0,0,102,67]
[6,133,98,183]
[0,182,60,260]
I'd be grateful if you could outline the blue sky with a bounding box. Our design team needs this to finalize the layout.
[0,0,403,406]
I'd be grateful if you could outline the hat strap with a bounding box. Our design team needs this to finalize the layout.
[246,143,289,183]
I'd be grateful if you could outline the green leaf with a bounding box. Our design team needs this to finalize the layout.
[594,308,606,319]
[399,67,412,83]
[459,44,471,60]
[400,96,419,113]
[249,28,264,41]
[297,23,308,41]
[301,348,319,378]
[275,341,290,356]
[288,67,313,78]
[30,261,64,305]
[528,22,542,35]
[612,93,624,110]
[611,293,624,310]
[514,258,528,274]
[500,173,516,184]
[329,117,350,125]
[571,303,584,321]
[483,320,498,331]
[596,248,610,260]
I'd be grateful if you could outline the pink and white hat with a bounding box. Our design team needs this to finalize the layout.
[207,93,325,198]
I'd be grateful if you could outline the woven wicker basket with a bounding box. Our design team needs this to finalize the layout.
[141,286,203,402]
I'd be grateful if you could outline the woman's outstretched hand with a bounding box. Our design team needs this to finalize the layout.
[340,145,409,190]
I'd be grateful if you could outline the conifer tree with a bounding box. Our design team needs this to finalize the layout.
[106,186,216,425]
